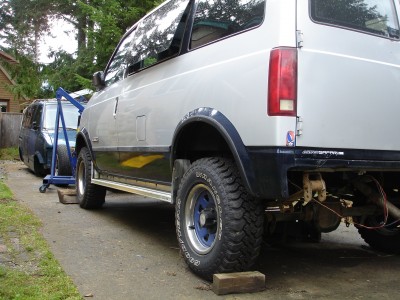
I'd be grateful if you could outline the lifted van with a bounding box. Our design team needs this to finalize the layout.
[75,0,400,279]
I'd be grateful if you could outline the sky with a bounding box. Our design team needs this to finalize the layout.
[39,19,77,64]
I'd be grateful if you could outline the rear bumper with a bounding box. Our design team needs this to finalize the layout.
[246,147,400,199]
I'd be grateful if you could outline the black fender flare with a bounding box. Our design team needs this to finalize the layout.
[75,128,95,162]
[171,107,260,197]
[34,151,45,164]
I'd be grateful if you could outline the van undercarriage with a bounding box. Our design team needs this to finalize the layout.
[265,169,400,253]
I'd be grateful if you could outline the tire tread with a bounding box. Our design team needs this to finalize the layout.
[56,144,72,176]
[177,157,264,279]
[358,222,400,254]
[76,147,106,209]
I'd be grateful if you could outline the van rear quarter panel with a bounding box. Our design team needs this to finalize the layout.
[115,0,297,150]
[296,0,400,151]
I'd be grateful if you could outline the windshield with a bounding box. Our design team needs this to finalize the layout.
[43,104,80,130]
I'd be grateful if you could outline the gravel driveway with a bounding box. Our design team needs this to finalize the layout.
[3,161,400,300]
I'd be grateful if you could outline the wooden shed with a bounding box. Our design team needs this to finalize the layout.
[0,51,28,113]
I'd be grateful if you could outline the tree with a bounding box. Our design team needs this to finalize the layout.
[0,0,56,61]
[76,0,158,73]
[1,51,52,99]
[0,0,159,99]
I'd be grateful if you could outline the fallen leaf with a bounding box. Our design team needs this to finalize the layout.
[84,293,94,297]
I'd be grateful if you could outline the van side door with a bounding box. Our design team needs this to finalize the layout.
[115,0,191,183]
[85,31,136,174]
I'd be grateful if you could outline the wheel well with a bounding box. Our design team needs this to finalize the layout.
[75,134,86,155]
[18,147,23,161]
[34,151,44,164]
[174,122,232,162]
[34,155,40,166]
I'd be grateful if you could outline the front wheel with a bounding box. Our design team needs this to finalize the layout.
[76,147,106,209]
[34,156,46,177]
[175,157,264,280]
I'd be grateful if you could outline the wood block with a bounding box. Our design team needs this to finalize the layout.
[212,271,265,295]
[57,189,78,204]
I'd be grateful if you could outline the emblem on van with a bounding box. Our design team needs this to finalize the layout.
[302,150,344,156]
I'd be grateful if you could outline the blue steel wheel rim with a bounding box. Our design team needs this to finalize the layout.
[185,184,219,255]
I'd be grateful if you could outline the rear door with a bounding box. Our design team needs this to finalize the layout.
[19,105,33,163]
[28,104,43,164]
[86,86,120,173]
[296,0,400,151]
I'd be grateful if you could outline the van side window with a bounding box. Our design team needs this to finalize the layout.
[310,0,400,39]
[104,31,136,86]
[22,107,32,129]
[190,0,265,49]
[127,0,190,74]
[31,105,43,130]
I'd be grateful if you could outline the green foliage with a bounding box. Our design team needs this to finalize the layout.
[0,147,20,161]
[0,181,13,200]
[0,0,56,57]
[0,0,159,99]
[77,0,156,73]
[1,51,51,99]
[42,50,82,93]
[75,74,92,90]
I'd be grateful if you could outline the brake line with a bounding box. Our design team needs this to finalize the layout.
[310,176,393,230]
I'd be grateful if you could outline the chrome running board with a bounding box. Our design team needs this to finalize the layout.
[91,178,172,203]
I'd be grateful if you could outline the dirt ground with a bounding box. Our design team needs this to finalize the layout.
[3,160,400,300]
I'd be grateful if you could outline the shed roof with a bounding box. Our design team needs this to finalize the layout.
[0,51,18,64]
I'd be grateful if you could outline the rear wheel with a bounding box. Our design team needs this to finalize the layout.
[76,147,106,209]
[357,214,400,254]
[175,157,264,280]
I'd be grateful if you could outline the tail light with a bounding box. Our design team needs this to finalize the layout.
[267,47,297,116]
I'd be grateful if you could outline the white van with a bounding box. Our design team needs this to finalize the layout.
[75,0,400,279]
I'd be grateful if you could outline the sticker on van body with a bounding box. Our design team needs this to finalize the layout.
[286,131,295,147]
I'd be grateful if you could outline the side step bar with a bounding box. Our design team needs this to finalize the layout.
[91,178,172,203]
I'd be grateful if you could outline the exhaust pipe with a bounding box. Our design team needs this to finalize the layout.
[353,178,400,220]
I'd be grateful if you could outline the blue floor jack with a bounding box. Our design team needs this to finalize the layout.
[39,87,85,193]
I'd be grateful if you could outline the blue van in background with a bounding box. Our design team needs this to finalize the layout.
[18,99,81,176]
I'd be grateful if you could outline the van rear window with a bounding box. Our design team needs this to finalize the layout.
[310,0,400,39]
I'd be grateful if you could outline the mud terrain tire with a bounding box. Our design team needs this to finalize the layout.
[175,157,264,280]
[76,147,106,209]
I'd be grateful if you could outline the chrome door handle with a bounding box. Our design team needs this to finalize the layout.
[113,97,119,118]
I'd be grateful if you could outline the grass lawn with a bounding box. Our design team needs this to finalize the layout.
[0,147,20,161]
[0,148,82,299]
